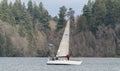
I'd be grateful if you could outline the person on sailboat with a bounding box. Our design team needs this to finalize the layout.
[66,54,70,60]
[50,57,58,61]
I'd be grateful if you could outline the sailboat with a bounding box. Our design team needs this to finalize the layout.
[47,19,82,65]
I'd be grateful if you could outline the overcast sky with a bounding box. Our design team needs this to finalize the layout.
[7,0,89,17]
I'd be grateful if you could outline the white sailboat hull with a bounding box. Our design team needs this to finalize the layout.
[47,60,82,65]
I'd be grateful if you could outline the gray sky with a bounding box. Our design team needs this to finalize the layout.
[8,0,89,17]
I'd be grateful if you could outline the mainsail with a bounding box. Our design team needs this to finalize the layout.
[56,20,70,57]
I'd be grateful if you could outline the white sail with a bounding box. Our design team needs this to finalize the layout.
[56,20,70,57]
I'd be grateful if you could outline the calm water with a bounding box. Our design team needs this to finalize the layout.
[0,57,120,71]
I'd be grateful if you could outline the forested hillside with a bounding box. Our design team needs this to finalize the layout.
[0,0,50,56]
[0,0,120,57]
[72,0,120,56]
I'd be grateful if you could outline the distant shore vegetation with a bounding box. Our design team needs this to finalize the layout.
[0,0,120,57]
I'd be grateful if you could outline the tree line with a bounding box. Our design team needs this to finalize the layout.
[74,0,120,56]
[0,0,75,56]
[0,0,120,56]
[77,0,120,34]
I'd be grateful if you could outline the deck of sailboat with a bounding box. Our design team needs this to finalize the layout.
[47,60,82,65]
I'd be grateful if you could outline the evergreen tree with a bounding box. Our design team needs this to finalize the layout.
[57,6,67,30]
[12,0,23,24]
[105,0,120,26]
[22,3,26,11]
[0,2,2,18]
[39,2,49,29]
[0,0,9,22]
[83,0,92,21]
[7,2,15,24]
[89,0,107,33]
[77,16,87,32]
[92,0,106,26]
[33,2,39,20]
[53,16,58,22]
[83,0,94,31]
[0,33,4,56]
[28,0,33,16]
[67,8,75,24]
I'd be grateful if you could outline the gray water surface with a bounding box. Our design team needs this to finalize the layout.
[0,57,120,71]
